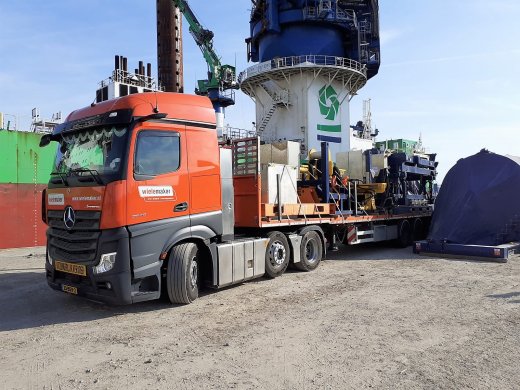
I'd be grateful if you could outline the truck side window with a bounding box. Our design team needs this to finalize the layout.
[134,131,180,176]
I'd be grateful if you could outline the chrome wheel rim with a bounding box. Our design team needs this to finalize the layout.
[189,258,198,289]
[268,241,286,268]
[305,238,319,264]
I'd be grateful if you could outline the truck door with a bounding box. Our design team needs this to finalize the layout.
[185,124,223,235]
[126,125,191,271]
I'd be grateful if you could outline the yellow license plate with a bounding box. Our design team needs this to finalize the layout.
[55,261,87,276]
[62,285,78,295]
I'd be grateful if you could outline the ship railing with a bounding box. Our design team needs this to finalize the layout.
[305,6,318,18]
[304,3,357,23]
[98,69,164,91]
[336,8,356,23]
[239,55,367,83]
[215,88,236,103]
[222,126,258,140]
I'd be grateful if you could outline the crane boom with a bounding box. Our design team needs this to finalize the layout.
[172,0,237,101]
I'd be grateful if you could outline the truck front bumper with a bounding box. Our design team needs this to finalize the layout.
[45,227,134,305]
[46,266,133,305]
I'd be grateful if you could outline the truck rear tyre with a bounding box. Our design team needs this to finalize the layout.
[396,220,411,248]
[412,218,424,242]
[167,242,200,304]
[294,231,323,272]
[265,231,291,278]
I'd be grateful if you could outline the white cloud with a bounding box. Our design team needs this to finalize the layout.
[380,28,405,45]
[474,0,520,13]
[383,49,520,68]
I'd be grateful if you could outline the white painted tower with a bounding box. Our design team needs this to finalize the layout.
[239,55,373,158]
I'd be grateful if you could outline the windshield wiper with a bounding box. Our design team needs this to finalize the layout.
[50,171,70,186]
[68,168,104,185]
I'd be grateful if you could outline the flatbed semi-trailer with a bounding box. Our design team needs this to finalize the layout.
[40,93,434,305]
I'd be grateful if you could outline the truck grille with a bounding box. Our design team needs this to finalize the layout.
[47,210,101,263]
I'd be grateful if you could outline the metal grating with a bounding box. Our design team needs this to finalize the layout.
[47,210,101,263]
[232,137,260,176]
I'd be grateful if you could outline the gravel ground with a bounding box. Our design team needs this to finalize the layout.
[0,245,519,390]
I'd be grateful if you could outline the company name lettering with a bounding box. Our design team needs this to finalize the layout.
[138,186,175,198]
[72,196,102,202]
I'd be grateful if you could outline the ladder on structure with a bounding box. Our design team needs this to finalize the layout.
[359,20,371,63]
[257,83,290,134]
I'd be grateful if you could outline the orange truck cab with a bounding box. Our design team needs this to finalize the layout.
[41,92,265,305]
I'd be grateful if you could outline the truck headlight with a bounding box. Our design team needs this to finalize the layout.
[94,252,117,274]
[47,253,53,266]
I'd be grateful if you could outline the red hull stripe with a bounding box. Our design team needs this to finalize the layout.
[0,184,47,249]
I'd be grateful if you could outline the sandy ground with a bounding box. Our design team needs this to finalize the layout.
[0,245,519,390]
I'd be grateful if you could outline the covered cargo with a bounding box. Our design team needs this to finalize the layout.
[428,150,520,246]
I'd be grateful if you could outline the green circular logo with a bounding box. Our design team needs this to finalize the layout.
[319,85,340,121]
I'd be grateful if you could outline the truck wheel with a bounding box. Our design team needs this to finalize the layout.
[265,231,291,278]
[167,242,200,304]
[294,231,323,272]
[396,220,411,248]
[412,218,424,242]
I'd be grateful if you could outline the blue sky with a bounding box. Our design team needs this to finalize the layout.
[1,0,519,181]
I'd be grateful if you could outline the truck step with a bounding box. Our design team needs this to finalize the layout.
[131,290,160,303]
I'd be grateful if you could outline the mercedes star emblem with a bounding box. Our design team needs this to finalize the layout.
[63,206,76,230]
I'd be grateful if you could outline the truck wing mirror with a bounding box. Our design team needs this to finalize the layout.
[39,134,52,147]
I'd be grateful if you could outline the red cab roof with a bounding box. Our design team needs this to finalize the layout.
[66,92,216,125]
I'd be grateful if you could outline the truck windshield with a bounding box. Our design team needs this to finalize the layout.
[54,125,129,182]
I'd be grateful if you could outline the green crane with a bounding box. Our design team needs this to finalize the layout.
[172,0,238,110]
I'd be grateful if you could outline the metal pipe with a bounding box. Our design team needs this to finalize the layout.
[354,181,358,216]
[365,150,372,183]
[348,181,351,212]
[320,142,330,204]
[277,173,282,222]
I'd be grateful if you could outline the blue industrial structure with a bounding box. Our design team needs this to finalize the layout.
[246,0,381,79]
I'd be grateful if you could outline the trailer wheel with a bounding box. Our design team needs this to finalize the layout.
[294,231,323,272]
[396,220,411,248]
[412,218,424,242]
[265,231,291,278]
[166,242,200,304]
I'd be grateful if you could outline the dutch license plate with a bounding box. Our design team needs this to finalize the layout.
[55,260,87,276]
[62,285,78,295]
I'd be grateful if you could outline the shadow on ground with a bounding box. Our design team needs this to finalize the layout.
[0,244,408,332]
[0,271,178,332]
[3,244,487,332]
[325,243,415,262]
[487,291,520,303]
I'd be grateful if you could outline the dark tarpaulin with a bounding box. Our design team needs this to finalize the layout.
[428,150,520,246]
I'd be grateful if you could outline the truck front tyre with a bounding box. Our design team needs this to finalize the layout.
[167,242,200,304]
[294,231,323,272]
[265,231,291,278]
